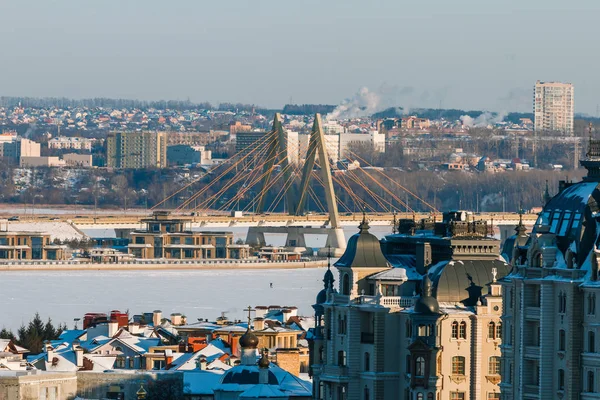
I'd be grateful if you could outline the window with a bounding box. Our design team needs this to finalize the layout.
[589,371,595,393]
[459,321,467,339]
[406,320,412,338]
[488,356,501,375]
[364,387,370,400]
[496,322,502,339]
[428,394,434,400]
[488,322,496,339]
[590,331,596,353]
[452,356,465,375]
[417,394,424,400]
[337,385,347,400]
[338,350,346,367]
[128,357,134,368]
[338,315,347,335]
[589,294,597,315]
[115,356,126,368]
[342,274,350,295]
[451,393,465,400]
[559,330,566,351]
[451,321,458,339]
[558,369,565,390]
[415,356,426,377]
[558,292,566,313]
[364,352,370,372]
[487,394,500,400]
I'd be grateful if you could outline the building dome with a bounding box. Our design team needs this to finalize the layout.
[315,259,335,305]
[413,274,440,314]
[334,214,390,268]
[239,328,259,349]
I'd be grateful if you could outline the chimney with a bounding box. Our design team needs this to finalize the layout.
[199,355,207,370]
[165,349,173,368]
[206,333,212,344]
[74,344,83,368]
[254,306,267,319]
[416,242,432,275]
[153,310,162,326]
[45,342,54,362]
[282,309,292,323]
[171,313,182,326]
[107,321,119,337]
[254,318,265,331]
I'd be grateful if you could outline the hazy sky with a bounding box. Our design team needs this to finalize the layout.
[1,0,599,114]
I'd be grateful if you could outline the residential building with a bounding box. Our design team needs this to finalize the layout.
[48,136,94,150]
[236,131,268,162]
[534,80,574,135]
[168,131,228,147]
[309,212,509,400]
[167,144,212,166]
[63,153,93,167]
[499,136,600,399]
[0,371,77,399]
[106,131,167,168]
[128,211,249,259]
[0,231,67,260]
[229,121,252,139]
[0,138,41,164]
[402,116,431,130]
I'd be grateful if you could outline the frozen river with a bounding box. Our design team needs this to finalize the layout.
[0,224,393,332]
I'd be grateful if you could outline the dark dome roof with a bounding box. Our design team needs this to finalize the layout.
[335,217,389,268]
[315,262,335,305]
[430,259,510,306]
[316,289,327,305]
[221,367,278,385]
[239,328,259,349]
[414,295,440,314]
[413,275,440,314]
[258,350,270,369]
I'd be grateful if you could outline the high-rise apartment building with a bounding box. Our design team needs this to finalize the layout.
[534,81,574,135]
[106,131,167,169]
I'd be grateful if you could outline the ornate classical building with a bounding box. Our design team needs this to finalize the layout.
[500,135,600,399]
[308,213,509,400]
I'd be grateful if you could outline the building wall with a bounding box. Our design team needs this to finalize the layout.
[0,372,77,400]
[106,131,167,169]
[534,81,574,135]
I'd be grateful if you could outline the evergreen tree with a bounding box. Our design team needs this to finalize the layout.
[0,328,15,340]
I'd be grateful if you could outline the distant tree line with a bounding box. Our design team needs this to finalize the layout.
[282,104,336,115]
[0,313,66,354]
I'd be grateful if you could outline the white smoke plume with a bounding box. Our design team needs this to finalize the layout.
[460,111,507,128]
[327,85,418,120]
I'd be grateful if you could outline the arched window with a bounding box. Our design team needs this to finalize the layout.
[427,394,434,400]
[452,356,465,375]
[318,345,324,362]
[459,321,467,339]
[558,292,567,313]
[559,330,566,351]
[496,322,502,339]
[415,356,426,377]
[364,352,370,372]
[488,356,501,375]
[342,274,350,295]
[114,346,123,353]
[337,350,346,367]
[488,322,496,339]
[558,369,565,391]
[589,294,597,315]
[589,331,596,353]
[589,370,595,393]
[406,320,412,338]
[364,386,370,400]
[451,321,458,339]
[417,393,424,400]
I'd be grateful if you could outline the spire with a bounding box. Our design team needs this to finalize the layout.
[543,180,552,205]
[239,306,259,350]
[359,211,370,233]
[323,250,335,290]
[392,210,398,234]
[515,205,527,236]
[581,123,600,181]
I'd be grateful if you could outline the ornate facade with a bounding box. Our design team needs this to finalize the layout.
[309,213,508,399]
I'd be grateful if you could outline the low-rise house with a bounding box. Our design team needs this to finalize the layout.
[0,231,67,261]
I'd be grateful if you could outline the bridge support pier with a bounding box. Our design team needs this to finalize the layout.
[245,226,346,258]
[318,228,346,257]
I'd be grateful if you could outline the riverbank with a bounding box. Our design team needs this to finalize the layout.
[0,259,327,272]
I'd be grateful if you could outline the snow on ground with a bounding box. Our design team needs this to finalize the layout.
[4,222,85,241]
[0,268,327,332]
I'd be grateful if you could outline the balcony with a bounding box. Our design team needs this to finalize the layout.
[352,295,416,309]
[361,332,374,344]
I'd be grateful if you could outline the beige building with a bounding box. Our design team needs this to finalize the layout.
[0,138,41,164]
[128,211,249,259]
[309,213,509,400]
[0,231,66,261]
[0,371,77,400]
[534,80,574,135]
[499,138,600,400]
[106,131,167,168]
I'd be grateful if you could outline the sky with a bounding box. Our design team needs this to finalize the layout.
[0,0,599,114]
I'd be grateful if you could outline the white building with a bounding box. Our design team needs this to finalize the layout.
[534,81,574,135]
[48,136,94,150]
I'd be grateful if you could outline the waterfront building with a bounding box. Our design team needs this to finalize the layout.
[106,131,167,168]
[309,212,509,399]
[128,211,249,260]
[0,231,66,261]
[499,134,600,399]
[534,80,574,135]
